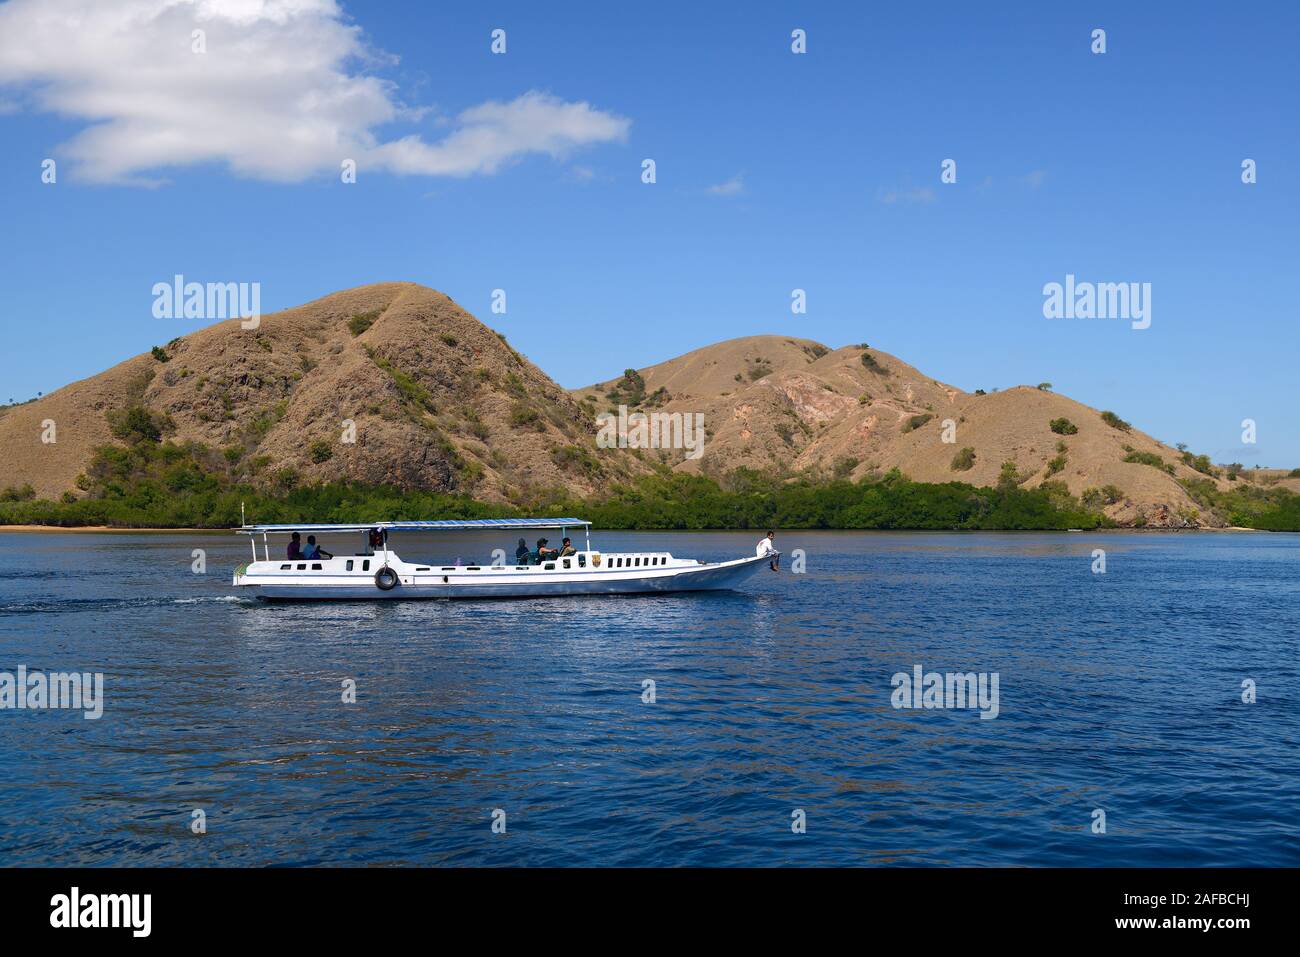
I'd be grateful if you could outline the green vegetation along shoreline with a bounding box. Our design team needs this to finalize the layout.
[4,426,1300,531]
[0,471,1111,531]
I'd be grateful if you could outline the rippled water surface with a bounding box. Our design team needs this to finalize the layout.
[1,529,1297,866]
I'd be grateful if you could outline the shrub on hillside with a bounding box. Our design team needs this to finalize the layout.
[997,460,1025,491]
[1100,410,1131,431]
[1049,417,1078,435]
[1180,451,1218,477]
[509,402,544,431]
[1123,450,1174,474]
[901,413,933,433]
[0,484,36,502]
[860,351,887,374]
[347,311,381,336]
[951,447,976,471]
[107,406,172,444]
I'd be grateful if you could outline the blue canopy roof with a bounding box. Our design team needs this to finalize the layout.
[238,518,590,535]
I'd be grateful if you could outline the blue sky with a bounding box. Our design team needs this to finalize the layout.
[1,0,1296,465]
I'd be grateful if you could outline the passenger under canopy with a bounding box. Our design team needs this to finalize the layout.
[236,518,593,564]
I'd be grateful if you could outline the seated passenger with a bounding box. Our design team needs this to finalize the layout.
[534,537,558,563]
[515,538,530,564]
[287,532,302,560]
[302,535,333,560]
[557,537,577,557]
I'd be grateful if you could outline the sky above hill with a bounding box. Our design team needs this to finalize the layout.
[1,0,1297,465]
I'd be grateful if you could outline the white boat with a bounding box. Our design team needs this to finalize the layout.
[232,518,771,600]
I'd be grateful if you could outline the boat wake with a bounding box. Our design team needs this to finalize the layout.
[0,595,253,615]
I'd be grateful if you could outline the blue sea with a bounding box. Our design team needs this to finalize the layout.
[1,529,1297,866]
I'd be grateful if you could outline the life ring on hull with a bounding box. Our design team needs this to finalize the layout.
[374,567,399,591]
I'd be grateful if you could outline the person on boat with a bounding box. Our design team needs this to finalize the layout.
[287,531,303,560]
[558,537,577,557]
[302,535,333,560]
[756,530,780,571]
[515,538,530,563]
[367,528,385,554]
[535,538,558,562]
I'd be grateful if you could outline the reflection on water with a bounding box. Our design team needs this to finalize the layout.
[1,530,1297,866]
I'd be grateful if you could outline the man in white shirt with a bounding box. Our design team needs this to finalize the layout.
[756,530,780,571]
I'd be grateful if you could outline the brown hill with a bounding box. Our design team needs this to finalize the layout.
[0,286,1261,527]
[576,336,1240,527]
[0,283,646,504]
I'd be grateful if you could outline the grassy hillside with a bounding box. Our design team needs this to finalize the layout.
[4,422,1295,530]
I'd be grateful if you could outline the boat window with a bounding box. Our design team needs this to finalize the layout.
[416,567,431,571]
[516,566,528,570]
[467,567,480,571]
[311,563,322,570]
[297,563,306,570]
[363,560,370,571]
[346,560,354,571]
[635,557,641,567]
[544,563,555,570]
[563,559,571,569]
[578,555,586,567]
[441,567,455,571]
[280,563,291,570]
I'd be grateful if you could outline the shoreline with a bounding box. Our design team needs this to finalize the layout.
[0,523,1266,534]
[0,524,226,534]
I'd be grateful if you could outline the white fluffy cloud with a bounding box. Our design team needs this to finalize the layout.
[706,172,744,196]
[0,0,630,183]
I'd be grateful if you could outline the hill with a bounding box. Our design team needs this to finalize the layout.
[1,284,1289,529]
[575,336,1251,527]
[0,283,646,505]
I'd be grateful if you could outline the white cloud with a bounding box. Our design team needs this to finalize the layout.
[877,185,935,205]
[368,92,629,177]
[1023,169,1048,189]
[0,0,629,184]
[706,172,745,196]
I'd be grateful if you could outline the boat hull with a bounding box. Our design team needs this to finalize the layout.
[237,555,771,601]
